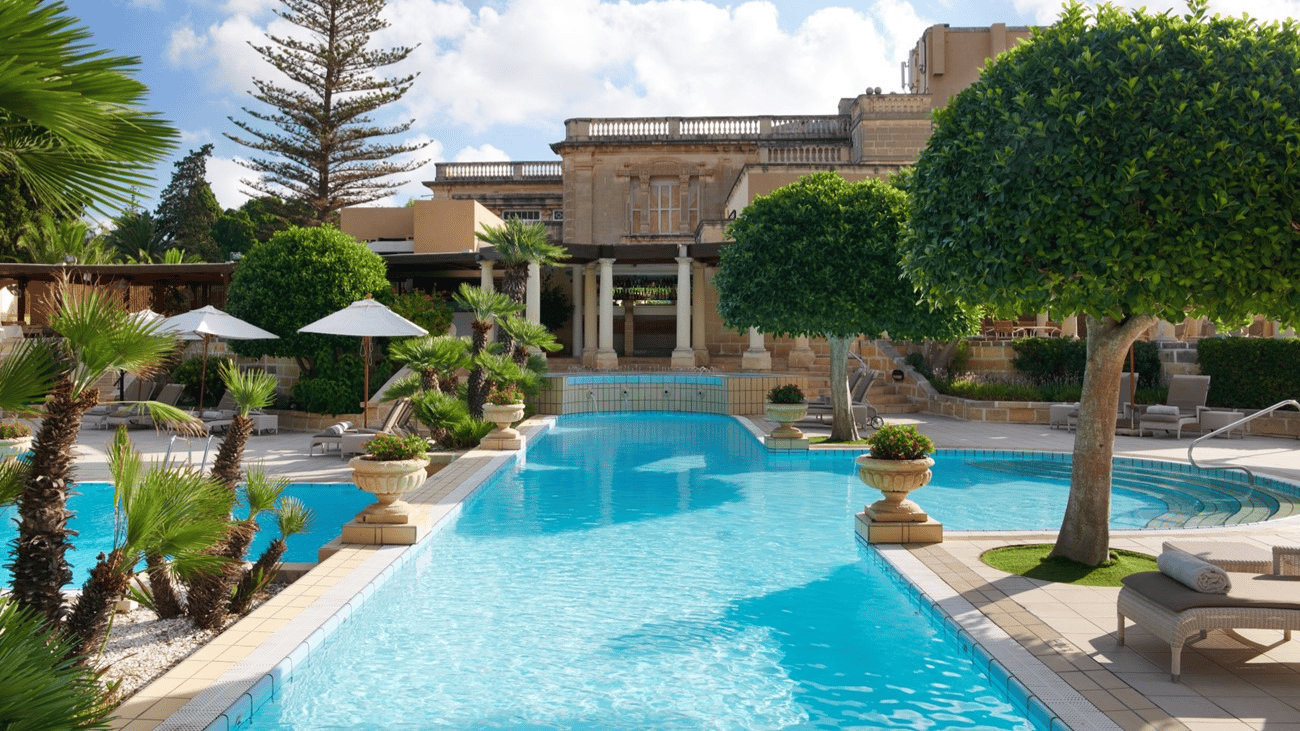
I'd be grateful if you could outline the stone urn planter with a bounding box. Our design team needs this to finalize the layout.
[349,455,431,524]
[764,402,808,440]
[0,435,32,461]
[855,455,934,522]
[482,402,526,450]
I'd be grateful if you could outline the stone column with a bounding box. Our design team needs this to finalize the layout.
[595,258,618,370]
[582,263,597,367]
[1061,315,1078,339]
[692,262,709,365]
[671,254,694,369]
[571,265,584,357]
[478,259,495,341]
[526,262,541,324]
[741,327,772,371]
[789,335,816,369]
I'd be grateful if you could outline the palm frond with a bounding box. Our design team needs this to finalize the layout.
[498,315,562,353]
[242,467,289,518]
[0,337,59,415]
[379,372,422,400]
[48,284,179,395]
[452,282,521,322]
[0,457,29,507]
[218,361,275,416]
[275,497,313,539]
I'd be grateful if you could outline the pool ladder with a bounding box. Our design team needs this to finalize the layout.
[1187,399,1300,484]
[164,433,217,471]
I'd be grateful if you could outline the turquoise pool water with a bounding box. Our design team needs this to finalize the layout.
[243,414,1038,730]
[0,482,371,587]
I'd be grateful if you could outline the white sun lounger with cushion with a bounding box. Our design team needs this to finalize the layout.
[1118,545,1300,681]
[1138,374,1211,438]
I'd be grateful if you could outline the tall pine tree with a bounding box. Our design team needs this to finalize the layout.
[153,144,222,261]
[226,0,428,225]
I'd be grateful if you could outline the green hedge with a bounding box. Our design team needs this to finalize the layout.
[1197,337,1300,409]
[1011,337,1160,389]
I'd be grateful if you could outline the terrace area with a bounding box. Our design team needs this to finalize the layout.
[72,413,1300,731]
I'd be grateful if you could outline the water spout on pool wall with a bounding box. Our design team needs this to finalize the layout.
[587,390,596,411]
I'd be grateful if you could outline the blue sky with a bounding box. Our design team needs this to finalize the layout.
[56,0,1298,216]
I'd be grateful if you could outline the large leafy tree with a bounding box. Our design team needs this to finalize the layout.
[226,226,390,377]
[152,144,222,262]
[903,1,1300,565]
[0,0,177,225]
[715,172,979,441]
[226,0,429,225]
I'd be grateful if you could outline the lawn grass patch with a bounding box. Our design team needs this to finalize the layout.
[808,436,871,445]
[981,544,1157,586]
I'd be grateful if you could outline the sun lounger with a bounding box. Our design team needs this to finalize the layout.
[308,399,414,458]
[806,367,880,428]
[101,383,183,429]
[1138,374,1211,438]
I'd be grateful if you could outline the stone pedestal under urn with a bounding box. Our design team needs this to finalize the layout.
[854,454,944,544]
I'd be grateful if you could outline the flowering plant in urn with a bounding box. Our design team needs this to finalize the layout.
[856,423,935,522]
[350,432,431,525]
[764,384,808,440]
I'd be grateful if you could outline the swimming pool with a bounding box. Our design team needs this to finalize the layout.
[0,482,371,587]
[243,414,1044,730]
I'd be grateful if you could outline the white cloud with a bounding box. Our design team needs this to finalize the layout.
[128,0,163,9]
[453,144,508,162]
[206,156,260,210]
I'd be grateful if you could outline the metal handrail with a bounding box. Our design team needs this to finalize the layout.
[1187,399,1300,484]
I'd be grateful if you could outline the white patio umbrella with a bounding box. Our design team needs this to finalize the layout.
[157,305,279,409]
[298,298,427,427]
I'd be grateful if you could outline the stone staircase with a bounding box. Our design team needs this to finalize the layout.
[867,379,919,415]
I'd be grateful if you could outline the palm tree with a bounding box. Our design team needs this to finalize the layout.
[387,334,470,393]
[474,219,567,304]
[229,486,312,615]
[0,0,178,223]
[210,361,277,489]
[14,213,118,264]
[62,429,231,657]
[9,280,186,625]
[473,219,567,353]
[186,466,285,630]
[497,315,562,368]
[452,283,521,418]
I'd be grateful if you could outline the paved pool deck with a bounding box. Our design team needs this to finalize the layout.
[72,415,1300,731]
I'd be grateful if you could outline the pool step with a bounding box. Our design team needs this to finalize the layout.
[967,458,1287,529]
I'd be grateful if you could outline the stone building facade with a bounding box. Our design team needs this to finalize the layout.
[342,24,1036,369]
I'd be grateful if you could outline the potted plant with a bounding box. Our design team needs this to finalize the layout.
[349,432,432,525]
[855,423,936,522]
[764,383,807,440]
[482,383,526,450]
[0,420,33,461]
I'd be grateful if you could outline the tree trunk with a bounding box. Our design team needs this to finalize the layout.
[1050,314,1152,566]
[497,264,527,353]
[186,521,256,631]
[468,323,490,419]
[145,553,184,619]
[64,548,132,659]
[228,539,285,616]
[11,375,97,625]
[827,336,859,442]
[211,414,254,491]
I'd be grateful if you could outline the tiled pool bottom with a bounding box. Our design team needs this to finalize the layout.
[134,416,1124,731]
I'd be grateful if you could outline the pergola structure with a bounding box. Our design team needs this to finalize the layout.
[0,263,235,330]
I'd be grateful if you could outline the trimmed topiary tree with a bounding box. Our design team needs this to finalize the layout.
[903,1,1300,565]
[715,171,979,441]
[226,226,389,379]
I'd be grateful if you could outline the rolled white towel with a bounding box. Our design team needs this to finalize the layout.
[1146,404,1180,416]
[1158,550,1231,593]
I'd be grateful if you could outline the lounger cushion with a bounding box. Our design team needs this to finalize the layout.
[321,424,345,437]
[1146,405,1180,416]
[1122,571,1300,612]
[1158,550,1231,593]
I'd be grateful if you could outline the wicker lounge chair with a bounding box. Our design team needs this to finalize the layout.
[1138,374,1211,438]
[308,398,413,457]
[101,383,183,429]
[1117,545,1300,681]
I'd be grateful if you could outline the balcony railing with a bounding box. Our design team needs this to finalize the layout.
[565,115,850,142]
[435,161,562,181]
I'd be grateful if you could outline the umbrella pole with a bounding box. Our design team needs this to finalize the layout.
[199,335,211,411]
[362,336,371,428]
